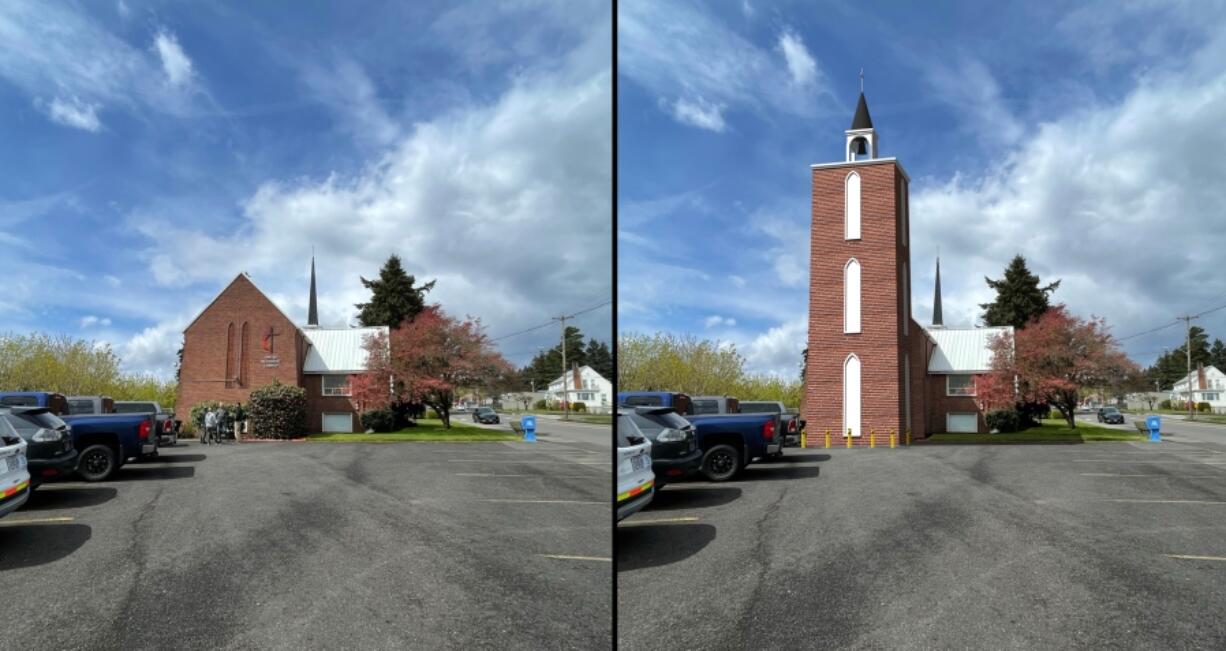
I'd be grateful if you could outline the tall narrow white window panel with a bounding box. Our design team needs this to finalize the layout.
[845,259,861,333]
[844,355,861,438]
[845,172,861,240]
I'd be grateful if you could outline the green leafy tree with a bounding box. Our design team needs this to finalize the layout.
[585,338,613,380]
[355,255,436,328]
[521,326,588,390]
[980,255,1061,328]
[1147,327,1213,389]
[0,332,177,405]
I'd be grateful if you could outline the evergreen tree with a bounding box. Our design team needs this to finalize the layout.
[1210,338,1226,371]
[355,255,436,328]
[585,338,613,380]
[175,346,184,382]
[520,326,587,390]
[979,255,1061,328]
[1148,327,1213,388]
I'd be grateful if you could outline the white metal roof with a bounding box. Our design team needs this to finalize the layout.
[302,327,389,373]
[924,326,1013,374]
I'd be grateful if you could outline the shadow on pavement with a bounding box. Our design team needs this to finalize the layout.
[120,465,196,481]
[767,452,831,463]
[150,453,207,463]
[741,465,821,481]
[648,486,742,511]
[24,486,118,511]
[0,524,92,570]
[616,523,716,571]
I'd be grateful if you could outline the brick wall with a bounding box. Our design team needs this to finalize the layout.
[176,274,304,424]
[924,374,988,433]
[804,160,907,446]
[303,374,358,433]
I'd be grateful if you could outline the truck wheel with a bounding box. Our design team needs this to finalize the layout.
[77,444,118,482]
[701,444,742,482]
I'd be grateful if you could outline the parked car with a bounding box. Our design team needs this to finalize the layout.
[0,391,70,416]
[113,401,178,446]
[621,406,702,487]
[617,391,694,416]
[740,401,806,447]
[59,412,159,481]
[66,395,115,415]
[0,420,31,519]
[472,406,501,424]
[1097,407,1125,424]
[0,407,79,489]
[616,410,654,521]
[689,396,740,415]
[687,412,781,481]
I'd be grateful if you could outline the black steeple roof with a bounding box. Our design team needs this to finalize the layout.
[932,257,943,327]
[308,256,319,326]
[850,92,873,130]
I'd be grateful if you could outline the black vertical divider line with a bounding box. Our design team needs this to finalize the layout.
[609,0,620,648]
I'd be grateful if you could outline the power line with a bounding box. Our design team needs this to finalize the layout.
[1116,299,1226,344]
[489,300,611,343]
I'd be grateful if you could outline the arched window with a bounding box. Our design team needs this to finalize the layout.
[844,258,861,334]
[225,322,236,387]
[239,322,250,387]
[845,171,861,240]
[844,354,861,438]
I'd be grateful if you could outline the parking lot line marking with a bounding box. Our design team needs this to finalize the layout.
[477,499,606,504]
[1166,554,1226,562]
[1071,460,1226,465]
[1079,473,1225,478]
[538,554,612,562]
[0,516,75,526]
[455,473,594,478]
[1101,499,1226,505]
[619,516,700,526]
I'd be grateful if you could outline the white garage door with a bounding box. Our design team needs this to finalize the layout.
[947,413,978,433]
[322,413,353,433]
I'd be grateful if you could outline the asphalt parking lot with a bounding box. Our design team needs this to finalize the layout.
[618,434,1226,650]
[0,419,611,650]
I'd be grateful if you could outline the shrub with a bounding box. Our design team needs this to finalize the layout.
[188,400,244,437]
[1198,402,1211,413]
[1159,399,1172,410]
[360,408,396,433]
[534,399,549,409]
[570,402,587,413]
[985,409,1021,433]
[248,380,306,439]
[1014,401,1048,428]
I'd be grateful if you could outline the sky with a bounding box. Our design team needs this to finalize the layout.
[0,0,611,378]
[617,0,1226,378]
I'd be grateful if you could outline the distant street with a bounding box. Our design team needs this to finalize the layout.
[1,427,611,650]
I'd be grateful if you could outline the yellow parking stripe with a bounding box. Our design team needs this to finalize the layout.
[619,516,700,526]
[538,554,612,562]
[0,516,74,526]
[1166,554,1226,562]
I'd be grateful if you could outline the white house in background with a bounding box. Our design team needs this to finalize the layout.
[547,365,612,413]
[1170,364,1226,409]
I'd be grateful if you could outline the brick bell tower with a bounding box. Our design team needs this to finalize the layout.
[803,85,925,446]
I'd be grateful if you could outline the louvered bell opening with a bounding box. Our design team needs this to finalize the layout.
[853,138,867,155]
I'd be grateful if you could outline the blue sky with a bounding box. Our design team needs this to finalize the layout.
[618,0,1226,376]
[0,0,611,377]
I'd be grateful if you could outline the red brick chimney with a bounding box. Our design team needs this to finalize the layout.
[1198,363,1206,390]
[572,363,581,391]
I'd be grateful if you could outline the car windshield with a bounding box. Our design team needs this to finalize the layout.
[1103,408,1119,414]
[114,403,156,413]
[476,407,493,414]
[691,399,718,414]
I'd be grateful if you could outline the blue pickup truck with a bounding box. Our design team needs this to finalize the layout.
[0,392,158,481]
[617,391,694,416]
[620,392,782,481]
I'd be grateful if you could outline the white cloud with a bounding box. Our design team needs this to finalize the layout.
[152,29,194,87]
[744,317,806,377]
[618,0,834,130]
[704,315,736,328]
[299,56,401,148]
[104,275,122,288]
[741,1,754,19]
[670,96,726,132]
[922,56,1023,148]
[119,316,186,376]
[40,96,102,132]
[117,0,130,19]
[777,29,817,88]
[79,315,112,328]
[729,274,746,288]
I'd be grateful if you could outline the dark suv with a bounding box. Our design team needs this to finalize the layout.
[621,406,702,487]
[472,407,500,424]
[0,407,79,488]
[1097,406,1125,424]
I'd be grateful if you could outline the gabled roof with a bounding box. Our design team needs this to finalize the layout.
[302,327,389,373]
[924,326,1013,374]
[183,273,298,334]
[850,92,873,130]
[547,364,609,387]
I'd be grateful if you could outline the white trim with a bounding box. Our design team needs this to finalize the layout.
[811,157,910,182]
[844,258,861,334]
[843,354,861,438]
[844,171,861,240]
[946,374,976,397]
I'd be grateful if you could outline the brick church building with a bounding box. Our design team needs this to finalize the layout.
[176,260,387,434]
[803,91,1011,443]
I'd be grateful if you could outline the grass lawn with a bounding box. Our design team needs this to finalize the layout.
[563,414,612,425]
[307,418,518,442]
[927,419,1146,444]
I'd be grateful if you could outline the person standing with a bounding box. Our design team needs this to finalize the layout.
[203,407,218,445]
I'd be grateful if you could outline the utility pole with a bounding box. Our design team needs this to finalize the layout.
[555,313,572,421]
[1180,315,1197,421]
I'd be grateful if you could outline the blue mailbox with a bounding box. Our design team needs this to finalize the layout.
[521,415,536,442]
[1146,415,1161,442]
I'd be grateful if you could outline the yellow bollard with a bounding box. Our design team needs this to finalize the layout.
[870,428,876,448]
[890,429,896,449]
[846,428,852,448]
[800,428,806,448]
[825,429,831,449]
